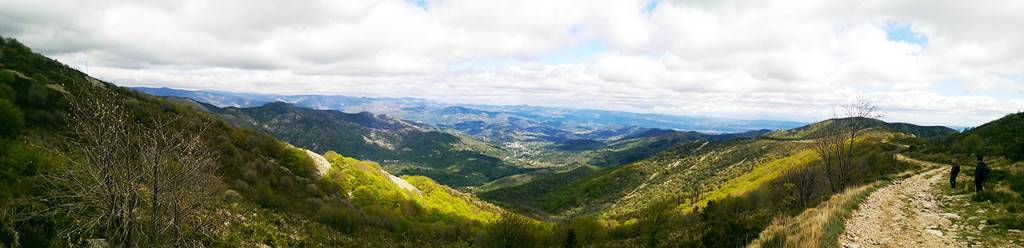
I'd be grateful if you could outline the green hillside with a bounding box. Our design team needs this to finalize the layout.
[476,126,913,246]
[197,101,524,187]
[482,119,923,222]
[959,112,1024,161]
[0,37,509,246]
[586,128,771,167]
[585,129,710,167]
[766,117,957,140]
[483,138,809,218]
[318,151,502,228]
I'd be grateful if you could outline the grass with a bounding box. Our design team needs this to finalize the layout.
[474,171,541,193]
[403,175,501,224]
[217,201,476,247]
[748,182,884,248]
[936,157,1024,247]
[685,148,818,211]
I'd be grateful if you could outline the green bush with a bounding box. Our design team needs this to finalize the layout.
[0,83,15,101]
[987,216,1024,229]
[482,212,546,248]
[972,190,1018,203]
[0,140,60,247]
[316,204,362,233]
[0,100,23,138]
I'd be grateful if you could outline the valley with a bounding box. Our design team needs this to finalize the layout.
[1,36,1022,247]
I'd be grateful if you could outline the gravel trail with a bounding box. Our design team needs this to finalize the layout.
[840,155,965,248]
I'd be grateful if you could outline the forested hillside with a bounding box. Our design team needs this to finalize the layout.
[958,112,1024,161]
[482,128,910,219]
[192,100,524,187]
[765,117,957,140]
[586,128,771,167]
[0,37,512,247]
[473,116,938,246]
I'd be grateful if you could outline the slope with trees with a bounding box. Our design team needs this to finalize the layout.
[956,112,1024,161]
[477,106,936,247]
[0,37,511,247]
[193,100,524,188]
[1,36,996,247]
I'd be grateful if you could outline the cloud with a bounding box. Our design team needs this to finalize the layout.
[1,0,1022,127]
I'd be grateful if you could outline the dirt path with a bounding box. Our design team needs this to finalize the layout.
[840,155,965,248]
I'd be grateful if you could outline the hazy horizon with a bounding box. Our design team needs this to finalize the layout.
[132,85,985,130]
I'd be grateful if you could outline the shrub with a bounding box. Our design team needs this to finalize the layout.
[316,204,362,233]
[482,212,545,248]
[0,99,23,138]
[987,216,1024,229]
[972,190,1018,203]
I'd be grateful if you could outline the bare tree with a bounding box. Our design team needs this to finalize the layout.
[814,108,844,193]
[813,99,881,192]
[783,164,818,208]
[44,88,220,247]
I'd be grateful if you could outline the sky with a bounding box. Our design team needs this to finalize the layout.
[2,0,1023,127]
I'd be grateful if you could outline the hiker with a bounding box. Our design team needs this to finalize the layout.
[950,159,960,189]
[974,155,990,193]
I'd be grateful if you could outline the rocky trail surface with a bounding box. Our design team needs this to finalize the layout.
[840,155,965,248]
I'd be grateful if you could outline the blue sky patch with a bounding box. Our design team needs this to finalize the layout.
[538,40,608,65]
[933,79,964,96]
[885,22,928,47]
[643,0,660,15]
[1009,74,1024,82]
[407,0,428,10]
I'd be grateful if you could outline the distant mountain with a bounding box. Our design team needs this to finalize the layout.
[192,100,525,187]
[764,117,958,140]
[133,87,805,142]
[586,128,772,167]
[465,104,803,134]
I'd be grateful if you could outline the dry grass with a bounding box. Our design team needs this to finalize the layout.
[748,182,883,248]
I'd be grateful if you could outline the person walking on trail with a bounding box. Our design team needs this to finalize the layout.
[950,159,960,189]
[974,155,990,193]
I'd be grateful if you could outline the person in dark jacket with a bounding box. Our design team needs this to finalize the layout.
[974,155,990,193]
[950,159,960,189]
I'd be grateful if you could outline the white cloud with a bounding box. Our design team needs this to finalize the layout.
[1,0,1022,127]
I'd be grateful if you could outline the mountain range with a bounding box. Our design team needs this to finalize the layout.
[185,99,524,187]
[133,87,806,142]
[7,36,1022,247]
